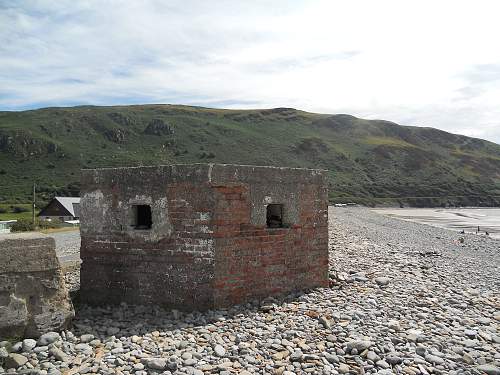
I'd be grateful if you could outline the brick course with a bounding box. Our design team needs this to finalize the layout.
[80,163,328,310]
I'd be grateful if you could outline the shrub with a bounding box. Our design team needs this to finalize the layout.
[10,218,35,232]
[11,206,29,213]
[38,219,62,229]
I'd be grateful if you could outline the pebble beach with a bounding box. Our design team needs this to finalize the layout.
[1,207,499,375]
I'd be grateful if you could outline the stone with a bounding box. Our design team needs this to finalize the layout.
[388,320,401,331]
[374,277,390,286]
[178,340,189,349]
[376,360,390,369]
[303,354,320,361]
[79,334,94,343]
[415,346,426,356]
[463,353,474,364]
[323,352,339,363]
[464,339,477,348]
[407,329,425,343]
[479,331,492,341]
[22,339,37,352]
[367,351,380,362]
[346,340,373,353]
[147,359,167,370]
[425,354,444,365]
[338,364,350,374]
[326,334,337,343]
[319,316,331,329]
[33,346,48,354]
[0,233,74,339]
[477,317,491,325]
[4,353,28,369]
[476,365,500,375]
[181,352,192,360]
[184,358,197,366]
[11,342,22,352]
[214,344,226,357]
[386,355,403,365]
[38,332,61,346]
[131,335,141,343]
[464,329,477,338]
[290,351,303,362]
[48,347,69,362]
[273,350,289,361]
[75,343,93,355]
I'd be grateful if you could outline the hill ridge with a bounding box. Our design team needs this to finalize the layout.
[1,104,499,207]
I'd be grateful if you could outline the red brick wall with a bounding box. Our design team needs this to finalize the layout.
[212,183,329,307]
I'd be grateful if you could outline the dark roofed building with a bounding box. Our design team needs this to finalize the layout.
[38,197,80,222]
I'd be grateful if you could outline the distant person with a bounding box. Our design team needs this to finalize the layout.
[460,229,465,234]
[485,231,489,236]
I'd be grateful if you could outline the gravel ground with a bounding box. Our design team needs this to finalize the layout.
[45,229,81,292]
[1,207,499,375]
[47,230,81,261]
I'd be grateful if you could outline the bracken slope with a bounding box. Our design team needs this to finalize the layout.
[1,105,499,206]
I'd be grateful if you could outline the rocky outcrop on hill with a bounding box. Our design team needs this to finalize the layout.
[143,118,174,136]
[0,233,74,339]
[0,132,58,158]
[103,128,126,143]
[107,112,135,127]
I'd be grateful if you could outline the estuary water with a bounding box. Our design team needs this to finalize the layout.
[372,208,500,239]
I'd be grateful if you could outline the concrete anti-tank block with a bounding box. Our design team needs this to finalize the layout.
[0,232,74,338]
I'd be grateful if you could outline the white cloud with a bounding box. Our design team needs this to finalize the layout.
[1,0,500,143]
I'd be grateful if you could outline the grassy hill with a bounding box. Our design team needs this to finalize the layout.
[1,104,500,207]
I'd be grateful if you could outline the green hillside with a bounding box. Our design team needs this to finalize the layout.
[1,104,500,207]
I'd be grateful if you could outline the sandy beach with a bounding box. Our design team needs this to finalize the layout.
[372,208,500,239]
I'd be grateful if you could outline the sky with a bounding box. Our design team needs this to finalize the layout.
[1,0,500,143]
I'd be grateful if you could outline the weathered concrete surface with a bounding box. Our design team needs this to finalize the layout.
[0,232,74,339]
[80,163,329,310]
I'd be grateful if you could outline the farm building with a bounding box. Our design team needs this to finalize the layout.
[38,197,80,222]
